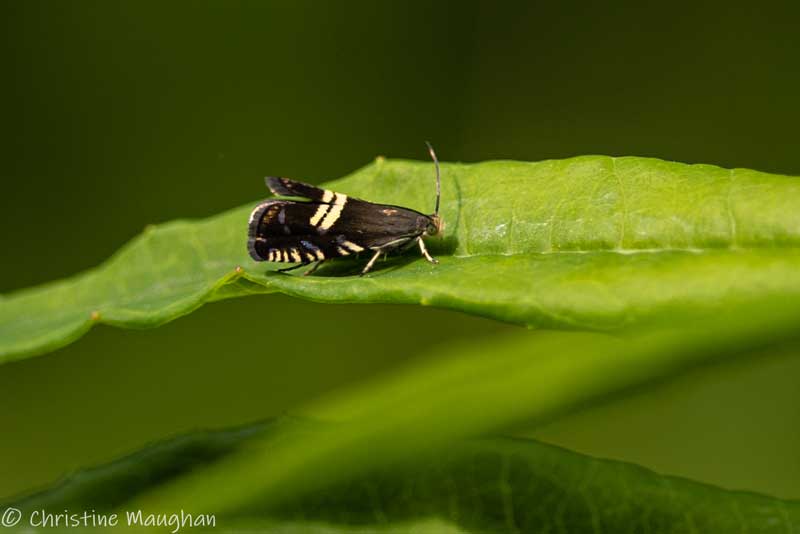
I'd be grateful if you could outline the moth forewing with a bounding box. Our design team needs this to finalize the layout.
[247,143,443,275]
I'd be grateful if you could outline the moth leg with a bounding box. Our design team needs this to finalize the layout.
[360,250,383,276]
[304,260,325,276]
[418,237,438,264]
[277,263,306,273]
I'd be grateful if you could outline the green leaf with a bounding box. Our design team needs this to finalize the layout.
[8,419,800,533]
[6,301,800,531]
[3,155,800,362]
[107,301,797,518]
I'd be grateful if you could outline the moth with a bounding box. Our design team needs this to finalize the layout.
[247,143,444,276]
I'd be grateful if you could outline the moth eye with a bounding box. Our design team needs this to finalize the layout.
[427,223,438,235]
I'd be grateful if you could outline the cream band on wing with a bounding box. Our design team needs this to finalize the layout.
[340,239,364,252]
[319,193,348,231]
[309,189,336,226]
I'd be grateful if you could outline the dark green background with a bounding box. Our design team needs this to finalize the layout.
[2,1,799,501]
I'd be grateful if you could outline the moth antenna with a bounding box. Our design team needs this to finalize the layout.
[425,141,440,215]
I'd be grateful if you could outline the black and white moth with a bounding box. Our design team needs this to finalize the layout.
[247,143,444,276]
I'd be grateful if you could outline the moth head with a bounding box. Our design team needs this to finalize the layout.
[424,214,444,237]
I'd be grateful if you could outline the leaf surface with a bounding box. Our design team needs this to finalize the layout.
[3,156,800,361]
[110,301,798,515]
[8,418,799,534]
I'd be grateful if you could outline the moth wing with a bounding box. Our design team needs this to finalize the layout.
[248,200,359,262]
[248,192,430,263]
[265,177,333,203]
[328,199,426,250]
[248,199,286,260]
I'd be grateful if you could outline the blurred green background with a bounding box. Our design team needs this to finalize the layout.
[1,1,799,501]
